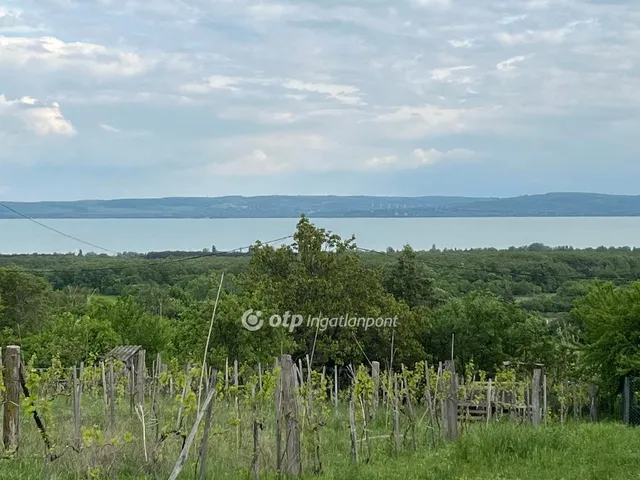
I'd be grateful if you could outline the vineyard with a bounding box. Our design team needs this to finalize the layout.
[0,345,616,479]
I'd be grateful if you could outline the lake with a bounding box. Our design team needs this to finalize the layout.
[1,217,640,254]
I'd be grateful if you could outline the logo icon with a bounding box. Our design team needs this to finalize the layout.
[241,309,263,331]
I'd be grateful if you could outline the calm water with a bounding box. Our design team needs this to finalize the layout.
[1,217,640,254]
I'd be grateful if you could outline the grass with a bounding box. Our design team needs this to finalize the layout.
[2,392,639,480]
[92,294,117,304]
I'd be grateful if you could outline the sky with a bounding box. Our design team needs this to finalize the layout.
[0,0,639,201]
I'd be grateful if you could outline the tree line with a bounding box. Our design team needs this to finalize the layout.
[1,215,639,402]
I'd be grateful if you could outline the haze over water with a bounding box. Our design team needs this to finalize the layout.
[2,217,640,255]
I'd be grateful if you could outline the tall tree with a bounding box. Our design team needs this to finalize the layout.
[383,245,440,309]
[0,268,51,333]
[573,281,640,396]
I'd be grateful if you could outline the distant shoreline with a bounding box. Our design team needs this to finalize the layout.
[3,193,640,219]
[3,214,640,219]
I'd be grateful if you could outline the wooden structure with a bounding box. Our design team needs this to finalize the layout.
[104,345,142,370]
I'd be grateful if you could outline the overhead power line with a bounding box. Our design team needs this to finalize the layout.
[0,202,117,254]
[0,202,294,274]
[0,235,295,275]
[0,202,638,283]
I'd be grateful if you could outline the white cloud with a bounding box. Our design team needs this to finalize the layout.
[247,3,297,20]
[365,155,399,168]
[99,122,151,137]
[0,36,147,76]
[495,22,590,45]
[218,107,297,124]
[2,0,640,188]
[360,148,477,171]
[448,39,474,48]
[179,76,363,105]
[375,104,470,134]
[0,6,40,33]
[430,65,474,83]
[411,0,451,6]
[180,75,240,93]
[496,56,527,72]
[99,123,121,133]
[0,94,76,136]
[205,132,331,175]
[208,149,289,175]
[411,148,476,166]
[280,79,363,105]
[497,14,528,25]
[526,0,550,9]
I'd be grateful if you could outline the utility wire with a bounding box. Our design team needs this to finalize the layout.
[0,235,295,275]
[0,201,294,273]
[0,202,117,254]
[0,206,638,283]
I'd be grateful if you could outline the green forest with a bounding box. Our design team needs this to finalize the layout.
[1,215,639,405]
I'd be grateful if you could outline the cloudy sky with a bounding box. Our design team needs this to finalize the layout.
[0,0,638,201]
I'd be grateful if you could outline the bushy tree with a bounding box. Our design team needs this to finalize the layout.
[425,292,553,374]
[383,245,441,309]
[573,281,640,396]
[22,312,120,366]
[0,267,51,333]
[241,215,425,367]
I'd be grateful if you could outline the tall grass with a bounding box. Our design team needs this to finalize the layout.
[1,396,639,480]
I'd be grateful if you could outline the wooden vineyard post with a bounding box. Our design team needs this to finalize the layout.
[372,361,380,409]
[444,361,458,441]
[623,377,630,425]
[72,365,81,448]
[349,390,358,464]
[79,362,85,394]
[486,379,492,424]
[297,359,304,388]
[3,345,20,453]
[392,375,401,454]
[176,363,191,430]
[532,369,542,427]
[225,358,229,396]
[276,355,301,477]
[136,349,146,408]
[424,361,437,448]
[101,361,108,412]
[589,384,599,423]
[109,360,116,431]
[251,384,261,480]
[234,359,239,388]
[543,374,548,425]
[198,370,217,480]
[129,364,135,415]
[334,366,339,411]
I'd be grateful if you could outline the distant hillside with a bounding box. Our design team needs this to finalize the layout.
[2,193,640,219]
